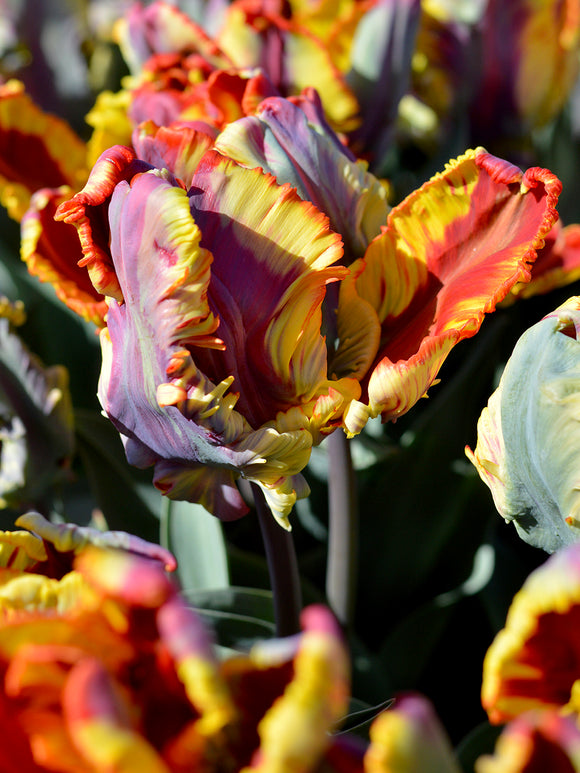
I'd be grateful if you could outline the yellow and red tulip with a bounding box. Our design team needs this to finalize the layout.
[0,512,351,772]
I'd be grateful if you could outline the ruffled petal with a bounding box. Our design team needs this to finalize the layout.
[55,145,152,302]
[21,186,107,326]
[96,154,356,521]
[508,220,580,303]
[215,94,389,260]
[188,151,349,429]
[132,121,217,191]
[337,148,561,427]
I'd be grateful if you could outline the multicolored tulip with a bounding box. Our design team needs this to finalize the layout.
[0,512,352,772]
[55,135,360,525]
[482,540,580,726]
[215,100,562,431]
[335,149,561,432]
[466,297,580,553]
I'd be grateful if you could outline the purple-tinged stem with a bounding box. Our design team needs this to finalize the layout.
[326,429,358,629]
[252,482,302,637]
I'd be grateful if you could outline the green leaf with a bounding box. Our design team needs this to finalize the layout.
[182,586,275,650]
[73,408,160,542]
[455,720,502,773]
[161,499,230,593]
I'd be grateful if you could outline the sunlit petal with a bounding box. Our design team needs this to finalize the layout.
[337,148,561,426]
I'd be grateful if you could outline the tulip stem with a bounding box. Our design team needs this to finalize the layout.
[326,429,358,629]
[252,483,302,637]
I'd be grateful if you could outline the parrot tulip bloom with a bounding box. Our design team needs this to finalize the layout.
[55,114,562,522]
[56,139,360,525]
[0,512,351,773]
[216,106,562,432]
[466,297,580,553]
[482,541,580,726]
[335,149,561,431]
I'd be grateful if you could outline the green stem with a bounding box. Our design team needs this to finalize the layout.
[326,429,358,629]
[159,496,172,552]
[252,483,302,637]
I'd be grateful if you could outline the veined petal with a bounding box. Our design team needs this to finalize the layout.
[55,144,152,302]
[0,80,87,221]
[214,95,389,260]
[466,298,580,553]
[336,148,561,426]
[482,542,580,724]
[152,463,250,521]
[97,171,243,472]
[189,151,345,429]
[21,186,107,326]
[132,121,217,191]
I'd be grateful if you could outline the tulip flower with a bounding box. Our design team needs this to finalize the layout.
[56,137,360,525]
[52,101,561,523]
[482,541,580,726]
[215,98,562,431]
[0,512,352,772]
[466,297,580,553]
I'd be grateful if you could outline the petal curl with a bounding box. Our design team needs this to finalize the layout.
[98,156,354,522]
[55,145,152,302]
[21,186,107,326]
[215,95,389,260]
[466,298,580,553]
[241,605,349,772]
[337,148,561,430]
